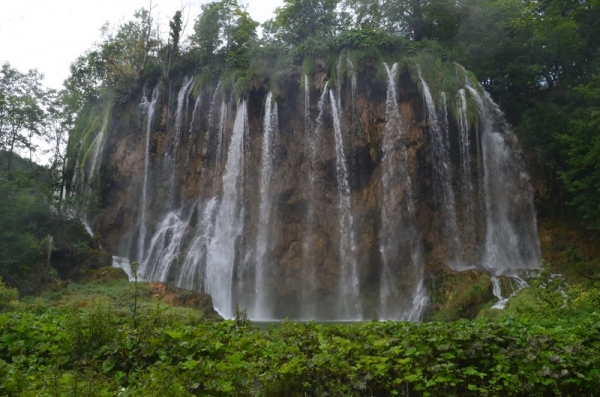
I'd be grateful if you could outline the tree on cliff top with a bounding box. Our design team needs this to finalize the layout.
[190,0,258,70]
[270,0,340,45]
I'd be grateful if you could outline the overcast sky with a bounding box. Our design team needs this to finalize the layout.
[0,0,283,90]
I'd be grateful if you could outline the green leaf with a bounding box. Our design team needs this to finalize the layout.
[165,330,183,339]
[102,356,116,373]
[180,359,199,370]
[228,352,244,364]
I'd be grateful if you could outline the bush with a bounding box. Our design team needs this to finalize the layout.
[0,279,18,311]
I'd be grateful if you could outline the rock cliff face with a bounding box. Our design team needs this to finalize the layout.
[75,58,541,320]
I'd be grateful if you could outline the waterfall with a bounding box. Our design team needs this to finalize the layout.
[465,84,541,275]
[86,122,107,184]
[176,197,219,291]
[304,74,311,134]
[137,87,159,263]
[139,210,189,281]
[490,277,507,309]
[79,118,108,234]
[206,101,248,318]
[173,76,195,151]
[100,61,542,322]
[336,56,343,110]
[418,73,461,263]
[379,63,427,320]
[253,92,278,319]
[186,92,202,167]
[300,82,329,319]
[206,81,222,157]
[166,76,194,206]
[347,57,357,109]
[455,88,477,254]
[190,92,202,132]
[330,90,361,320]
[491,276,529,309]
[112,256,135,281]
[215,101,228,170]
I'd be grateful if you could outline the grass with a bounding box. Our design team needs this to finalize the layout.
[19,268,217,322]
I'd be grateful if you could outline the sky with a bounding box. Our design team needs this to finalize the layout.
[0,0,283,91]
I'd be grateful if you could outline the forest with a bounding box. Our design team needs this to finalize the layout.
[1,0,600,395]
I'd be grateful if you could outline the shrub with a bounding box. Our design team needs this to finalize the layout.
[0,279,18,311]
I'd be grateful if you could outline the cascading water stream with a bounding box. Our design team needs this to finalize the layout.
[336,56,343,112]
[330,89,361,320]
[186,93,202,168]
[190,93,202,133]
[304,74,311,134]
[491,276,529,309]
[205,101,248,318]
[379,63,427,320]
[300,82,329,319]
[465,84,541,275]
[138,210,189,281]
[112,256,135,281]
[172,76,195,152]
[455,88,477,251]
[418,73,461,263]
[86,122,107,185]
[206,81,222,157]
[137,87,159,263]
[347,57,357,109]
[176,197,219,291]
[164,77,195,207]
[79,118,108,235]
[252,92,278,319]
[215,100,228,176]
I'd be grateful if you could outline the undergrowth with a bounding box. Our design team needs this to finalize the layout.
[1,297,599,396]
[2,250,599,396]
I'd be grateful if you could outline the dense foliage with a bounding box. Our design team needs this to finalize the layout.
[0,299,599,396]
[0,151,108,293]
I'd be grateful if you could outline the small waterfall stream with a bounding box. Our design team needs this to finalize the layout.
[173,76,194,148]
[304,74,311,134]
[206,81,222,157]
[79,118,108,234]
[205,101,248,318]
[491,276,529,309]
[137,87,159,263]
[379,63,427,320]
[330,89,361,320]
[455,88,477,256]
[167,76,194,206]
[253,92,278,319]
[347,57,357,109]
[215,101,228,171]
[186,93,202,167]
[300,82,329,319]
[177,198,219,291]
[418,73,461,263]
[138,210,188,281]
